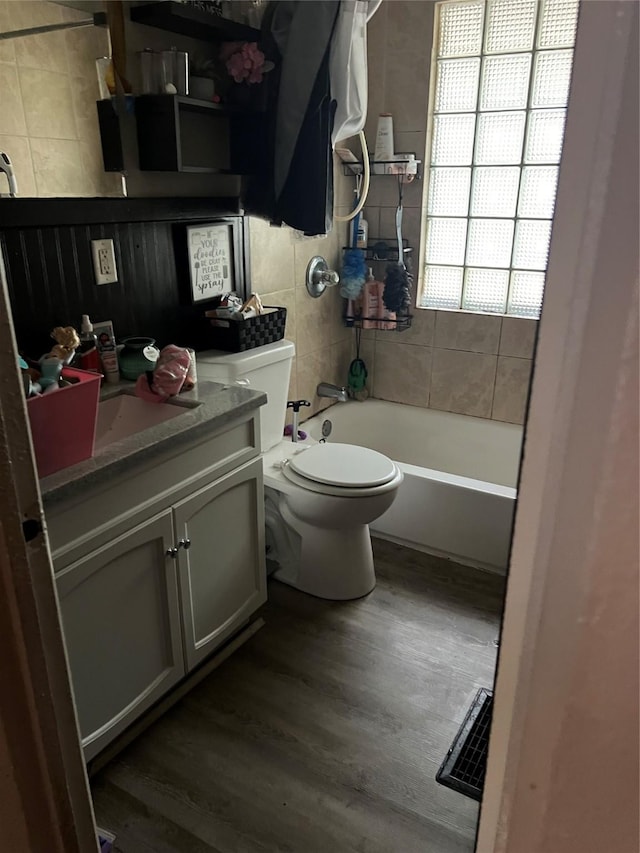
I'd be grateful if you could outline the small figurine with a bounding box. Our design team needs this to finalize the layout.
[50,325,80,363]
[37,353,63,391]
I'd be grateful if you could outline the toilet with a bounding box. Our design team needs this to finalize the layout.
[197,340,403,600]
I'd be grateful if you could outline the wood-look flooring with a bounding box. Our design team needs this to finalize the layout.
[92,538,505,853]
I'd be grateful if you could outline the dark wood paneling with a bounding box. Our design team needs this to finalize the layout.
[2,202,247,359]
[0,197,241,229]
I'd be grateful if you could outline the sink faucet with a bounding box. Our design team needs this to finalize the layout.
[317,382,348,403]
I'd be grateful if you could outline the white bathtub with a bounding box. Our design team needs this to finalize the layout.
[305,400,523,573]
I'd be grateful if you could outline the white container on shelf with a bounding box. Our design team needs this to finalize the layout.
[374,114,394,174]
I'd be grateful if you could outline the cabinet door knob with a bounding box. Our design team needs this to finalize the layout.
[166,547,179,558]
[179,538,192,550]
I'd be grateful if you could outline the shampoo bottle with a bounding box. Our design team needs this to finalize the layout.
[362,269,383,330]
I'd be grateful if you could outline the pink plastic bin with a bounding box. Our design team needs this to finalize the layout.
[27,367,102,478]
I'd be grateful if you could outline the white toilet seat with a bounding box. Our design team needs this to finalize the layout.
[287,443,398,487]
[281,443,402,497]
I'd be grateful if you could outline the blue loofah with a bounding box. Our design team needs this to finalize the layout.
[340,248,367,298]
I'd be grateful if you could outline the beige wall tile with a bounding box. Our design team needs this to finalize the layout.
[6,1,61,29]
[492,356,533,425]
[265,288,296,343]
[334,152,357,209]
[363,206,381,243]
[294,286,333,357]
[0,3,15,63]
[79,138,111,196]
[388,306,435,346]
[357,335,376,394]
[248,218,295,293]
[434,311,502,354]
[326,285,351,345]
[373,340,431,407]
[499,317,538,359]
[64,25,109,81]
[71,73,102,140]
[364,2,387,143]
[0,3,118,198]
[384,49,430,134]
[31,137,84,196]
[331,339,352,390]
[386,0,435,56]
[14,29,68,74]
[0,63,27,135]
[429,348,497,418]
[0,134,35,196]
[20,67,77,139]
[297,349,330,418]
[379,203,423,261]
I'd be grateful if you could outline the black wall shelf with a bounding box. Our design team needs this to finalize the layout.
[130,1,260,42]
[341,157,421,179]
[344,314,413,332]
[97,95,265,176]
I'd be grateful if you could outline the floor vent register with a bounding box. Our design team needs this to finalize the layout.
[436,688,493,801]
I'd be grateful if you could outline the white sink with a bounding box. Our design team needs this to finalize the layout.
[94,394,195,452]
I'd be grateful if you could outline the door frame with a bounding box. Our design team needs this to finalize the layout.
[477,2,639,850]
[0,1,636,849]
[0,254,98,849]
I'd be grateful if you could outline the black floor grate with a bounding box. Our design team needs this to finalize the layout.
[436,688,493,801]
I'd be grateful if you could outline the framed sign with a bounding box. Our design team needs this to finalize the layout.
[186,222,234,303]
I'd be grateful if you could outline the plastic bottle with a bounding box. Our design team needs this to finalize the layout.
[77,314,101,372]
[362,268,383,330]
[356,216,368,249]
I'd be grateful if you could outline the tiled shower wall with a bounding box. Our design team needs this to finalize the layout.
[0,1,122,197]
[359,310,535,424]
[361,0,538,425]
[248,162,352,422]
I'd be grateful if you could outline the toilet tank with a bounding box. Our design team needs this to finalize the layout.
[197,339,295,451]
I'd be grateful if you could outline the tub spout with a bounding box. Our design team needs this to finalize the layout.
[317,382,348,402]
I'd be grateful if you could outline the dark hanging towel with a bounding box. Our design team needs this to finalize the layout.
[242,0,340,236]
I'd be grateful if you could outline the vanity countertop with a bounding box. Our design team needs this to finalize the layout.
[40,380,266,508]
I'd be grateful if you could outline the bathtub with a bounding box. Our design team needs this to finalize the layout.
[305,400,523,573]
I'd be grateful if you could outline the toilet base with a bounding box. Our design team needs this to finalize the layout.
[271,499,376,600]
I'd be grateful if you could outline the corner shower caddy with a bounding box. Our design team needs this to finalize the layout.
[342,238,414,332]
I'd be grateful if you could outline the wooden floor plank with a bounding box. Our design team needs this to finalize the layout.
[92,539,504,852]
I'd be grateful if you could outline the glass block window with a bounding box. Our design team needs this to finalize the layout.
[422,0,579,317]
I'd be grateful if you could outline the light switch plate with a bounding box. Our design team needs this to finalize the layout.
[91,238,118,285]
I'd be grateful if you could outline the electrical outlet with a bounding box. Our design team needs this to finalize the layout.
[91,238,118,285]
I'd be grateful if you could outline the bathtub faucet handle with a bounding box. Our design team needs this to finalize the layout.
[287,399,311,444]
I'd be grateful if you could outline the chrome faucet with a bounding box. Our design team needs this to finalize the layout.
[317,382,348,402]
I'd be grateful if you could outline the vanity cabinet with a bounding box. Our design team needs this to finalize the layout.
[47,410,266,761]
[175,460,265,671]
[55,510,185,760]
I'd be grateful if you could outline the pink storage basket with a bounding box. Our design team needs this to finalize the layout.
[27,367,101,478]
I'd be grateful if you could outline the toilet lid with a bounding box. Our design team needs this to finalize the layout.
[287,443,397,488]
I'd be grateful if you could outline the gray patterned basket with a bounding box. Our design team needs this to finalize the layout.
[208,306,287,352]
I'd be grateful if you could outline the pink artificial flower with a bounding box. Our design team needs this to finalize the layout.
[221,41,266,85]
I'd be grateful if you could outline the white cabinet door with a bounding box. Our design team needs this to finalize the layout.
[174,458,266,671]
[56,510,185,760]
